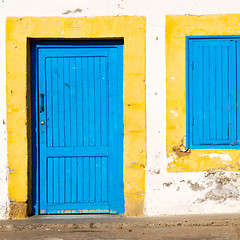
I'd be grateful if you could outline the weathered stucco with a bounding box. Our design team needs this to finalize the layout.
[146,169,240,215]
[2,0,240,219]
[166,14,240,173]
[146,14,240,216]
[6,16,146,218]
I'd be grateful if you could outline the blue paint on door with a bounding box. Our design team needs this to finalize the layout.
[187,37,239,149]
[31,41,124,214]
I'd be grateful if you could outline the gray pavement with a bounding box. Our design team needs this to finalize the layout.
[0,225,239,239]
[0,213,240,239]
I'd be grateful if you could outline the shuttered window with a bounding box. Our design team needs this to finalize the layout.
[187,37,239,149]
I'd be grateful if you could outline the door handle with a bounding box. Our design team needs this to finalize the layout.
[40,93,44,113]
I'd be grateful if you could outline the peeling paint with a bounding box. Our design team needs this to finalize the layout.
[170,110,177,117]
[62,8,84,15]
[187,180,205,191]
[202,153,232,164]
[195,172,240,203]
[149,169,160,175]
[64,83,70,88]
[173,136,191,158]
[163,182,173,187]
[146,170,240,216]
[131,161,145,168]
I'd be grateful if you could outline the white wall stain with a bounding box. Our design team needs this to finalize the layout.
[202,153,232,164]
[170,110,178,117]
[0,16,8,219]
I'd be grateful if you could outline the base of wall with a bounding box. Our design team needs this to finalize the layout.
[9,202,27,219]
[145,168,240,216]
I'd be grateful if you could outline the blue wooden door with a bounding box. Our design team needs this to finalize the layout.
[31,41,124,214]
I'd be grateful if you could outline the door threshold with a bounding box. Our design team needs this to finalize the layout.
[30,214,125,220]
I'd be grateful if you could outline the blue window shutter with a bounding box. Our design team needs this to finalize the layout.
[188,39,237,148]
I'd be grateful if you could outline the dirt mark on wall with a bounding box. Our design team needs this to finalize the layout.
[187,181,205,191]
[173,136,191,157]
[62,8,84,15]
[163,182,173,187]
[195,171,240,203]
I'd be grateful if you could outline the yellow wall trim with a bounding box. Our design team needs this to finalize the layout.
[166,14,240,172]
[6,16,146,218]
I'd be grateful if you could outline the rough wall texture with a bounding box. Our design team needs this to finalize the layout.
[6,16,145,218]
[9,202,27,219]
[2,0,240,219]
[146,170,240,215]
[166,15,240,173]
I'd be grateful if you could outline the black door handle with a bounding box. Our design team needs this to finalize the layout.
[40,93,44,113]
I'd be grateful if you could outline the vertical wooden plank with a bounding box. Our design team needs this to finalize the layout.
[237,42,240,142]
[70,58,77,147]
[31,42,39,214]
[203,46,210,140]
[108,48,121,212]
[64,58,71,147]
[59,157,65,203]
[82,57,89,147]
[100,57,108,146]
[76,58,83,147]
[52,58,59,147]
[46,58,53,147]
[65,157,72,203]
[209,46,216,140]
[216,46,223,140]
[116,44,124,213]
[58,58,65,147]
[47,158,54,204]
[90,157,96,202]
[53,158,59,203]
[83,157,90,202]
[102,157,108,202]
[88,57,96,146]
[38,48,48,211]
[96,156,102,202]
[188,40,193,148]
[222,46,229,140]
[192,43,200,145]
[77,157,84,202]
[229,41,237,144]
[53,58,65,203]
[71,157,77,203]
[89,58,96,203]
[198,46,204,141]
[95,57,101,146]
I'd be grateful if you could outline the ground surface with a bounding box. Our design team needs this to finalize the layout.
[0,225,239,240]
[0,214,240,239]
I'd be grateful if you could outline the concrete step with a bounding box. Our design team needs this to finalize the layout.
[0,213,240,232]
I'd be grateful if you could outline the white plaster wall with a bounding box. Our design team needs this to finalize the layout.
[0,15,8,218]
[2,0,240,218]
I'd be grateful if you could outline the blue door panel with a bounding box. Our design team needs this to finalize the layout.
[188,38,237,149]
[31,41,124,214]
